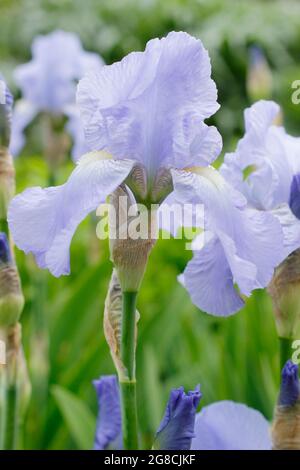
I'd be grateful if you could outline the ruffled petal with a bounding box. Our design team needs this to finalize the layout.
[8,152,134,276]
[191,401,271,450]
[173,168,284,315]
[64,105,90,162]
[77,31,219,174]
[154,386,201,450]
[93,375,122,450]
[9,100,38,156]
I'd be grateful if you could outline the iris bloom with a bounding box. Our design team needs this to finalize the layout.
[10,30,104,160]
[93,375,271,450]
[8,32,284,316]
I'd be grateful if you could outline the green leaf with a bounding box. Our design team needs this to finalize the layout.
[51,385,96,450]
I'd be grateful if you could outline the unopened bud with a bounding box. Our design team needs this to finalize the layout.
[268,249,300,339]
[271,361,300,450]
[109,185,157,292]
[0,233,24,327]
[103,270,139,381]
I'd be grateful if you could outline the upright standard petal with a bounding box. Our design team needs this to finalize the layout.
[221,101,295,211]
[172,167,284,316]
[77,31,219,175]
[8,152,134,276]
[153,386,201,450]
[279,360,300,407]
[93,375,122,450]
[191,401,271,450]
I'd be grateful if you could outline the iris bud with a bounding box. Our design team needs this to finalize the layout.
[109,185,157,292]
[0,77,13,148]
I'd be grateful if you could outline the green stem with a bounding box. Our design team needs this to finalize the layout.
[120,291,139,449]
[279,337,294,371]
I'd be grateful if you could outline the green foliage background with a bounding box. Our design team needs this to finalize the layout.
[0,0,300,449]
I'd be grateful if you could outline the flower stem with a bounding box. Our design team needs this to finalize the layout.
[279,337,293,371]
[120,291,139,449]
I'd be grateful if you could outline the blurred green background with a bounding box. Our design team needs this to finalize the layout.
[1,0,300,449]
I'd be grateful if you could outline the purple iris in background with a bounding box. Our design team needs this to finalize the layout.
[93,375,271,450]
[8,31,285,316]
[153,386,201,450]
[10,30,104,160]
[220,100,300,259]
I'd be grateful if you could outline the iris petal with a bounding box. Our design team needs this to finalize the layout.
[173,168,284,316]
[279,360,300,407]
[93,375,122,450]
[14,30,103,114]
